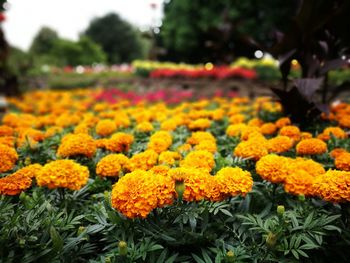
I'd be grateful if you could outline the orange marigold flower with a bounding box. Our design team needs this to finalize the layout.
[158,151,181,165]
[188,118,211,131]
[111,170,175,218]
[136,121,154,132]
[292,158,325,177]
[0,144,18,173]
[240,126,261,141]
[96,119,117,137]
[275,117,291,128]
[180,150,215,172]
[313,170,350,202]
[229,114,245,124]
[300,132,313,140]
[296,138,327,155]
[0,136,15,147]
[234,138,268,161]
[149,165,170,176]
[279,125,301,142]
[335,152,350,171]
[338,116,350,128]
[182,168,212,202]
[177,143,192,153]
[261,123,277,135]
[216,167,253,197]
[0,171,32,195]
[104,133,134,152]
[267,136,293,153]
[284,170,314,196]
[57,133,96,158]
[256,154,291,183]
[114,112,130,128]
[36,160,89,190]
[247,118,264,127]
[96,154,129,177]
[226,123,247,137]
[330,148,348,158]
[147,131,172,153]
[126,150,158,171]
[74,123,90,134]
[45,126,63,137]
[319,127,347,141]
[0,125,14,136]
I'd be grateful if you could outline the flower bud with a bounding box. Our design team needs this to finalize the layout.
[298,194,305,202]
[77,226,85,236]
[104,191,110,203]
[277,205,285,216]
[24,157,31,166]
[175,180,185,201]
[266,232,277,248]
[225,250,235,262]
[105,257,111,263]
[19,192,27,202]
[118,240,128,256]
[19,238,26,248]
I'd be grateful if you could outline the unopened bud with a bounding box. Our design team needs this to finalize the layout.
[118,240,128,256]
[226,250,235,262]
[266,232,277,248]
[19,238,26,248]
[298,194,305,202]
[277,205,285,216]
[105,257,111,263]
[24,157,31,166]
[77,226,85,236]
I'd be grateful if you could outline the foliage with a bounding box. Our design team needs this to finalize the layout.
[84,13,145,64]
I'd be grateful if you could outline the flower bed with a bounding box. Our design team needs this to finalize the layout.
[1,89,350,262]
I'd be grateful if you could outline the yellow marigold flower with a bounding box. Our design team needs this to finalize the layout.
[57,133,96,158]
[247,118,264,127]
[96,119,117,137]
[284,170,314,196]
[16,164,42,179]
[160,119,178,131]
[275,117,291,129]
[0,144,18,173]
[229,114,245,124]
[177,143,192,153]
[256,154,291,183]
[74,123,90,134]
[36,160,89,190]
[167,167,192,181]
[96,154,129,177]
[313,170,350,202]
[0,125,14,136]
[126,150,158,171]
[279,125,301,142]
[149,165,170,176]
[114,112,130,128]
[226,124,247,137]
[195,140,217,153]
[136,121,154,132]
[158,151,181,165]
[188,118,211,131]
[104,133,134,152]
[234,139,268,161]
[45,126,63,137]
[55,113,80,128]
[187,131,216,145]
[148,131,172,153]
[330,148,348,158]
[180,150,215,172]
[296,138,327,155]
[216,167,253,197]
[240,126,261,140]
[267,136,293,153]
[292,158,325,177]
[111,170,175,218]
[335,152,350,171]
[210,109,225,121]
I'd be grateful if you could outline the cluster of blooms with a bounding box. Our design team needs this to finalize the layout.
[1,89,350,219]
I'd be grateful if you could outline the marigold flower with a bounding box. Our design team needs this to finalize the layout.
[275,117,291,129]
[57,133,96,158]
[0,144,18,173]
[226,123,247,137]
[261,123,277,135]
[284,170,314,196]
[36,160,89,190]
[136,121,154,132]
[126,150,158,171]
[296,138,327,155]
[149,165,170,176]
[313,170,350,202]
[160,119,178,131]
[229,114,245,124]
[96,154,129,177]
[182,168,212,202]
[267,136,293,153]
[0,136,15,147]
[96,119,117,137]
[187,131,216,145]
[104,133,134,152]
[0,171,32,195]
[240,126,261,141]
[292,158,325,177]
[216,167,253,197]
[158,151,181,165]
[188,118,211,130]
[279,125,301,142]
[0,125,14,136]
[335,152,350,171]
[256,154,291,183]
[195,140,217,153]
[114,112,131,128]
[147,131,172,153]
[247,118,264,127]
[234,139,268,161]
[318,127,347,141]
[180,150,215,172]
[177,143,192,153]
[330,148,348,158]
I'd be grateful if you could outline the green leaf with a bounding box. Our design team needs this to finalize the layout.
[192,254,206,263]
[149,244,164,252]
[50,226,63,252]
[323,225,341,233]
[164,253,178,263]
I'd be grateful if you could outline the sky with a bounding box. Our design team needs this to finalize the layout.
[3,0,165,51]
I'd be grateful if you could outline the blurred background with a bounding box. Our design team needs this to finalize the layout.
[0,0,349,102]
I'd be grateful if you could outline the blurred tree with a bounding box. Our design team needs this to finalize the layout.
[160,0,298,63]
[84,13,144,64]
[29,27,59,55]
